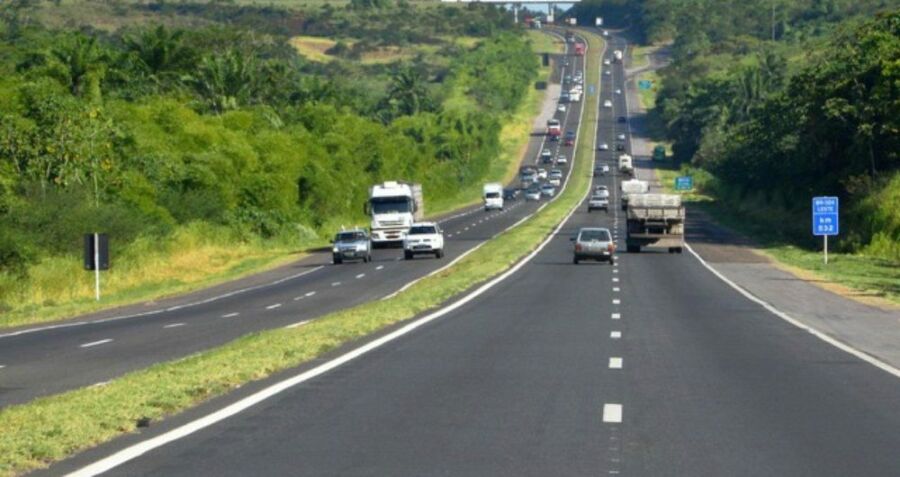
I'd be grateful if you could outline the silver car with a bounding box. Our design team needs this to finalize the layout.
[572,227,615,264]
[332,229,372,264]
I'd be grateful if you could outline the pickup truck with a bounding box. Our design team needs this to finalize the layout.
[403,222,445,259]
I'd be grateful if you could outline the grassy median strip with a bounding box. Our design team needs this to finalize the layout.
[0,30,602,477]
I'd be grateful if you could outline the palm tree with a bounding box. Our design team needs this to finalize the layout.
[49,34,107,97]
[184,50,259,113]
[387,66,430,116]
[124,25,194,79]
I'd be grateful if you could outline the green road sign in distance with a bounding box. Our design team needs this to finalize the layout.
[675,176,693,191]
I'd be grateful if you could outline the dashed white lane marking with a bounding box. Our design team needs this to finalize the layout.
[221,313,239,318]
[603,404,623,423]
[613,269,619,274]
[611,313,621,320]
[163,323,185,329]
[265,303,282,310]
[305,291,316,297]
[612,299,621,305]
[613,287,620,292]
[80,339,113,348]
[293,296,304,301]
[612,277,619,282]
[446,234,453,238]
[356,273,365,279]
[285,320,311,329]
[376,266,384,271]
[331,282,341,287]
[609,357,623,369]
[464,227,469,231]
[610,331,622,339]
[0,365,5,370]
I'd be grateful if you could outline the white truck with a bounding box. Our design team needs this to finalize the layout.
[625,193,685,253]
[618,154,634,176]
[613,49,623,62]
[568,88,582,102]
[620,178,649,211]
[366,181,424,246]
[483,183,504,211]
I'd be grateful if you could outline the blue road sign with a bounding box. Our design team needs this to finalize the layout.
[812,196,839,236]
[638,80,653,90]
[675,176,693,191]
[588,84,596,95]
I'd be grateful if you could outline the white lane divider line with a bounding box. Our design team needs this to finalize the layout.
[603,404,623,423]
[611,313,621,320]
[612,277,619,282]
[612,299,621,305]
[356,273,365,279]
[610,331,621,339]
[613,287,620,292]
[163,323,185,329]
[613,269,619,274]
[305,291,316,297]
[331,282,341,287]
[285,320,311,329]
[293,296,304,301]
[376,265,384,271]
[221,312,239,318]
[80,339,113,348]
[265,303,282,310]
[0,365,5,370]
[609,357,623,369]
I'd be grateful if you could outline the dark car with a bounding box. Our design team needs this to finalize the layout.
[618,116,627,123]
[616,143,626,151]
[503,188,519,200]
[564,130,576,146]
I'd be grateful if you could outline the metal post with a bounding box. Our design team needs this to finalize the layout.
[513,4,518,24]
[824,235,828,265]
[94,232,101,301]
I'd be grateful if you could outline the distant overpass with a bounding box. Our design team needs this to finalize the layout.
[439,0,582,24]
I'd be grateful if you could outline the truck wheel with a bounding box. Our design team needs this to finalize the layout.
[404,251,413,260]
[627,245,640,253]
[333,254,342,265]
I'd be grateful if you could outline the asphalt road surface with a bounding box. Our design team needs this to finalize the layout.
[42,31,900,477]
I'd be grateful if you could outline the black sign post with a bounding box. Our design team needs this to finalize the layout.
[84,233,109,300]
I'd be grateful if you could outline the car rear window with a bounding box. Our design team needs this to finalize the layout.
[408,226,436,235]
[580,230,610,241]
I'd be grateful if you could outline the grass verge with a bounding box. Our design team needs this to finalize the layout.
[0,30,603,476]
[0,32,559,331]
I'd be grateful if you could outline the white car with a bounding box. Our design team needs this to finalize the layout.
[617,133,626,140]
[593,188,610,199]
[548,177,561,186]
[557,104,567,113]
[615,89,622,94]
[603,30,610,37]
[540,184,556,197]
[537,168,548,180]
[525,187,542,201]
[403,223,444,260]
[598,142,609,151]
[604,70,611,76]
[603,100,613,108]
[603,59,611,65]
[556,155,568,165]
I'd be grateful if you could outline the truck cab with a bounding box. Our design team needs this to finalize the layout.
[366,181,424,246]
[618,154,634,176]
[483,183,504,211]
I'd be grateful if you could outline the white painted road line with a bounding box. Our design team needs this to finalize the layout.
[613,269,619,274]
[285,320,311,329]
[610,331,622,339]
[64,36,605,477]
[163,323,185,329]
[609,357,623,369]
[0,365,5,370]
[603,404,623,423]
[613,299,621,305]
[293,296,304,301]
[613,287,620,292]
[221,313,239,318]
[305,291,316,297]
[80,339,113,348]
[612,277,619,282]
[376,265,384,270]
[331,282,341,287]
[356,273,365,279]
[265,304,282,310]
[612,313,621,320]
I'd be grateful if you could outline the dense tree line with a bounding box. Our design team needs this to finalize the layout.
[0,3,537,279]
[573,1,898,259]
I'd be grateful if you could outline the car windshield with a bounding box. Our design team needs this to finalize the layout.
[336,232,366,242]
[408,226,436,235]
[580,230,611,242]
[485,192,500,199]
[370,197,412,214]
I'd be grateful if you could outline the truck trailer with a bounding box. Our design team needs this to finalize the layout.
[626,193,685,253]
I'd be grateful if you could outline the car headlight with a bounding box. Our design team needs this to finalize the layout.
[332,247,339,253]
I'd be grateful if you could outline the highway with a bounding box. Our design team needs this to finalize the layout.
[45,30,900,477]
[0,34,588,407]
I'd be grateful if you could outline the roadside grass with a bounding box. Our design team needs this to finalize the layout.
[0,30,604,477]
[630,45,652,69]
[636,69,660,110]
[288,35,445,65]
[657,163,900,305]
[288,36,339,63]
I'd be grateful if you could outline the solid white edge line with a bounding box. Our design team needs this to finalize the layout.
[66,33,606,477]
[79,339,113,349]
[684,243,900,379]
[0,265,325,340]
[285,320,311,330]
[603,403,623,423]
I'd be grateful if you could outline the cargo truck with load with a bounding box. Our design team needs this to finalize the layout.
[366,181,424,246]
[626,193,685,253]
[620,178,648,211]
[613,50,623,62]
